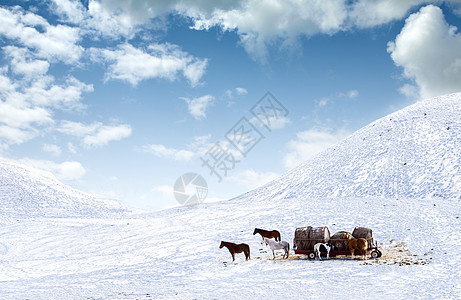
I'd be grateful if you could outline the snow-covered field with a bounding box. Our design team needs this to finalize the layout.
[0,93,460,299]
[0,196,459,299]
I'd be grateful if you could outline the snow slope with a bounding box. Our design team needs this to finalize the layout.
[0,93,459,299]
[0,159,126,219]
[241,92,460,203]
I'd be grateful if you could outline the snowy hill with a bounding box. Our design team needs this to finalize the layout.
[0,159,126,219]
[241,92,460,202]
[0,93,459,299]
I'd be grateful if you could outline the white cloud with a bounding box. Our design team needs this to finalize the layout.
[142,135,212,161]
[4,46,50,78]
[350,0,427,28]
[388,5,461,99]
[235,87,248,95]
[0,6,83,63]
[344,90,359,99]
[57,121,132,148]
[0,125,37,145]
[42,144,62,156]
[180,95,215,120]
[39,0,461,65]
[25,76,93,110]
[316,90,359,108]
[89,43,208,87]
[0,69,92,146]
[191,0,348,62]
[50,0,86,24]
[19,158,86,181]
[83,124,132,148]
[142,144,195,161]
[283,128,350,169]
[58,121,101,136]
[229,169,279,190]
[225,87,248,99]
[399,83,419,99]
[252,115,291,130]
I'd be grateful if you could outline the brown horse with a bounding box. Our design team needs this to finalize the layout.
[253,228,281,241]
[343,233,368,259]
[219,241,250,261]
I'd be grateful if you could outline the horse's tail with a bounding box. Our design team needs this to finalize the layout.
[287,242,290,258]
[277,231,281,242]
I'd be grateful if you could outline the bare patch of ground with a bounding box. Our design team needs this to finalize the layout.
[361,241,429,266]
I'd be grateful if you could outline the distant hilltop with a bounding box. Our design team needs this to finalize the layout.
[239,92,461,202]
[0,159,126,219]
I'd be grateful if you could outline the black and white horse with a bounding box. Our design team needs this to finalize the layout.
[313,243,334,260]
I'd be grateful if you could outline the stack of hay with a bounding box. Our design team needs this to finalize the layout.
[294,226,330,250]
[329,231,350,251]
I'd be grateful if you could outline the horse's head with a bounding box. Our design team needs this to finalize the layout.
[219,241,224,248]
[253,228,258,235]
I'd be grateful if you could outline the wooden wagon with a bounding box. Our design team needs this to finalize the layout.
[293,226,382,259]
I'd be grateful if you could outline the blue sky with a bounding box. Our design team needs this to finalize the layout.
[1,0,461,210]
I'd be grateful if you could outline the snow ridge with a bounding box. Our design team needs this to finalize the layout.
[0,159,126,219]
[240,92,461,203]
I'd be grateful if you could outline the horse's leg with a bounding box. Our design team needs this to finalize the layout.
[232,252,235,261]
[272,249,275,260]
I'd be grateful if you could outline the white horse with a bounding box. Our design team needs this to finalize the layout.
[262,237,290,259]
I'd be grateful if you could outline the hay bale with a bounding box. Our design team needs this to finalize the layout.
[308,226,330,250]
[330,231,350,251]
[294,226,311,250]
[352,227,372,240]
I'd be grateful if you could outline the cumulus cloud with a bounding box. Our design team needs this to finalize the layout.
[0,6,83,63]
[31,0,461,65]
[191,0,348,62]
[388,5,461,99]
[19,158,86,181]
[89,43,208,87]
[0,66,92,146]
[50,0,86,24]
[57,121,132,148]
[42,144,62,156]
[180,95,215,120]
[3,46,50,78]
[350,0,427,28]
[283,128,350,169]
